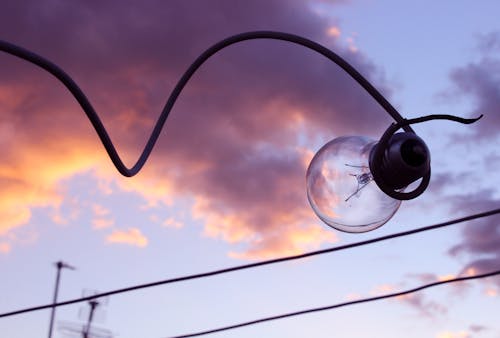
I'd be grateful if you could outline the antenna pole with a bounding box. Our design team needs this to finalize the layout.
[82,299,99,338]
[48,261,75,338]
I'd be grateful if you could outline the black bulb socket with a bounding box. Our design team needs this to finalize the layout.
[370,132,430,190]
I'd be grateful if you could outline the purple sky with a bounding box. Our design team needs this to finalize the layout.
[0,1,499,338]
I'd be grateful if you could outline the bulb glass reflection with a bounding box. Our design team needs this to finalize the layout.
[306,136,401,232]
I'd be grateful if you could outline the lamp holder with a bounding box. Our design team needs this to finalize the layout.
[369,114,483,200]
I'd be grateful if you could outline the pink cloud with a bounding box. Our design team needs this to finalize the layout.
[106,228,148,248]
[0,242,11,254]
[92,218,114,230]
[91,204,114,229]
[0,0,397,258]
[228,223,338,260]
[366,278,447,318]
[326,26,341,38]
[162,217,184,229]
[436,331,471,338]
[396,292,447,318]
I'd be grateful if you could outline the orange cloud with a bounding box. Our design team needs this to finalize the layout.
[116,173,175,208]
[92,204,110,217]
[190,188,339,260]
[0,242,11,254]
[437,273,456,282]
[91,204,114,229]
[162,217,184,229]
[371,283,395,295]
[297,146,315,170]
[92,218,115,230]
[106,228,148,247]
[0,0,393,259]
[326,26,341,38]
[228,223,338,260]
[0,81,112,239]
[484,287,498,297]
[436,331,470,338]
[344,293,362,301]
[0,130,107,236]
[462,267,477,277]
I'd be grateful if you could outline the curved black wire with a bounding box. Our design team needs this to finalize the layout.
[165,269,500,338]
[0,207,498,319]
[0,31,411,177]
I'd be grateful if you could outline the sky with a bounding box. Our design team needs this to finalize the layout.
[0,0,499,337]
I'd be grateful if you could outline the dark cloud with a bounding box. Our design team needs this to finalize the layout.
[398,293,447,318]
[447,191,500,285]
[0,0,398,256]
[426,172,476,196]
[469,324,488,333]
[477,32,500,54]
[441,33,500,273]
[447,32,500,139]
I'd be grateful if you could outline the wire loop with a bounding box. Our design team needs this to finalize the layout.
[1,31,410,176]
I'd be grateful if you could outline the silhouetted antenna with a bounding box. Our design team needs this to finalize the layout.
[48,260,76,338]
[79,290,109,324]
[58,321,113,338]
[58,290,112,338]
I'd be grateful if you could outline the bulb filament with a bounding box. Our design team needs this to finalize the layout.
[345,164,374,202]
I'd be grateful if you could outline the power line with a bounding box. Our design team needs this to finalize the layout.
[0,207,499,319]
[164,268,500,338]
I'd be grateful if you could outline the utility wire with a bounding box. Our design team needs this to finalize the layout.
[165,268,500,338]
[0,207,499,319]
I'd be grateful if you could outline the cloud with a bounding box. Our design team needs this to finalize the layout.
[0,118,105,236]
[396,292,447,318]
[162,217,184,229]
[448,192,500,258]
[91,203,114,229]
[92,218,114,230]
[0,242,11,254]
[370,270,490,318]
[228,223,338,260]
[0,0,397,257]
[436,331,470,338]
[469,324,488,333]
[447,191,500,289]
[436,326,490,338]
[476,32,500,54]
[388,274,449,318]
[365,275,448,318]
[440,32,500,290]
[326,26,341,38]
[484,287,498,297]
[447,32,500,139]
[106,228,148,248]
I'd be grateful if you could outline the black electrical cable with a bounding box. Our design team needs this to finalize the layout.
[165,269,500,338]
[0,31,412,177]
[0,207,498,319]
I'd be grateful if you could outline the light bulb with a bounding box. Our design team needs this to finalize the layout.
[306,136,401,233]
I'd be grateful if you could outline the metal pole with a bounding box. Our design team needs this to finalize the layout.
[82,300,99,338]
[48,261,75,338]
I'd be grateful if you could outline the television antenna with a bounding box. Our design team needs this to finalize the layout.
[58,290,112,338]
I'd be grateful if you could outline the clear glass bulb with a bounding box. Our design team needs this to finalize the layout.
[306,136,401,233]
